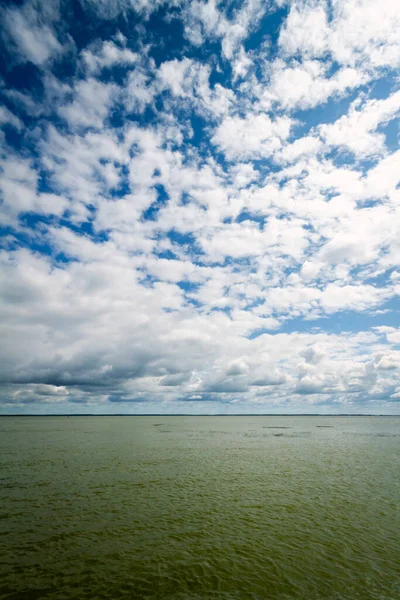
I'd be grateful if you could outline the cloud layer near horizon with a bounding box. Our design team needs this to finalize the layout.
[0,0,399,414]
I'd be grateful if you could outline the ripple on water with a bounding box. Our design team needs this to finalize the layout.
[0,416,399,600]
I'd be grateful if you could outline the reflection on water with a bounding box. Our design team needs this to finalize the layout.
[1,416,399,600]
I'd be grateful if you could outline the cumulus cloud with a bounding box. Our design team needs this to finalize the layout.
[2,4,63,65]
[279,0,400,70]
[212,113,293,159]
[58,78,118,129]
[82,38,138,74]
[320,90,400,157]
[0,154,68,225]
[263,60,366,111]
[183,0,267,59]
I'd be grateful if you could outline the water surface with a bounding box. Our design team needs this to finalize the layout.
[1,416,399,599]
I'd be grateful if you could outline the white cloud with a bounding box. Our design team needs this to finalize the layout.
[158,58,194,97]
[1,244,398,409]
[39,126,125,220]
[232,46,252,81]
[3,245,396,407]
[156,58,234,118]
[0,105,23,130]
[127,74,155,114]
[0,155,68,225]
[78,0,169,19]
[212,113,293,159]
[279,2,329,59]
[275,135,322,164]
[320,90,400,157]
[82,39,138,73]
[279,0,400,70]
[58,78,118,129]
[376,327,400,345]
[183,0,267,59]
[262,60,366,110]
[3,5,62,66]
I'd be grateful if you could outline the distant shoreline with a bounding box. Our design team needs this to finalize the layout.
[0,414,399,417]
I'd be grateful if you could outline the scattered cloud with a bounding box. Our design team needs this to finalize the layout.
[0,0,399,414]
[2,2,63,66]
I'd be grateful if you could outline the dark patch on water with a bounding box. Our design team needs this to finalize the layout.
[268,431,312,438]
[343,432,400,437]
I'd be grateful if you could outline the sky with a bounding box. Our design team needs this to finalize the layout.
[0,0,399,415]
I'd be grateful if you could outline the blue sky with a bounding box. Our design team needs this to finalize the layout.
[0,0,399,414]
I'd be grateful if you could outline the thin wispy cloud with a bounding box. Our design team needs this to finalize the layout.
[0,0,399,414]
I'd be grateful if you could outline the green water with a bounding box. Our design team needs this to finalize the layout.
[1,416,399,600]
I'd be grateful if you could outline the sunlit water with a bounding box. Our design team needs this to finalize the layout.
[1,416,399,600]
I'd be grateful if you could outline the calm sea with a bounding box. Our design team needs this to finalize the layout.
[1,416,399,600]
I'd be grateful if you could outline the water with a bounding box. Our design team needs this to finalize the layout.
[1,416,399,600]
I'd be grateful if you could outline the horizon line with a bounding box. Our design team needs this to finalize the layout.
[0,413,399,417]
